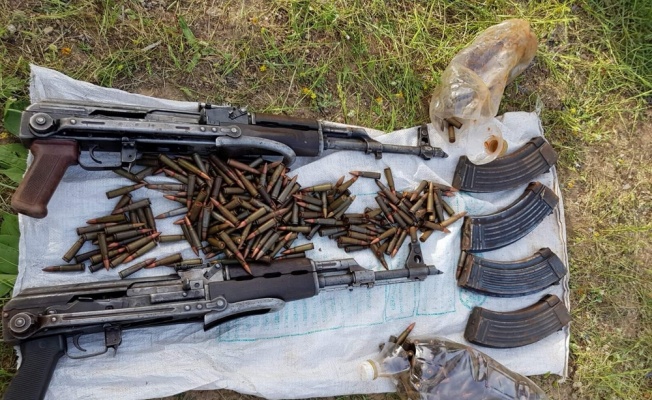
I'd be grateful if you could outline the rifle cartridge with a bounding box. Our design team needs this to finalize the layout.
[122,241,157,264]
[365,207,383,219]
[124,233,160,253]
[118,257,157,279]
[113,168,141,183]
[144,253,183,269]
[441,198,455,217]
[257,163,268,188]
[276,226,311,233]
[410,180,428,201]
[350,171,381,179]
[155,206,188,219]
[42,263,85,272]
[421,220,449,233]
[274,252,306,260]
[234,169,258,197]
[62,237,86,262]
[277,175,298,204]
[207,237,226,250]
[187,154,206,175]
[330,196,355,219]
[97,233,110,270]
[87,213,128,224]
[368,243,388,270]
[158,154,186,176]
[375,180,400,204]
[256,232,281,260]
[136,207,148,228]
[336,175,358,193]
[106,183,145,199]
[282,243,314,255]
[386,230,402,256]
[419,229,435,243]
[296,201,321,213]
[146,183,186,191]
[109,252,131,269]
[227,159,261,175]
[344,245,368,253]
[384,168,395,193]
[256,184,274,208]
[104,223,146,235]
[270,177,283,200]
[301,183,333,193]
[107,229,152,242]
[305,224,321,240]
[89,248,125,265]
[158,234,186,243]
[347,231,374,241]
[177,158,211,181]
[391,230,409,258]
[162,168,189,184]
[370,227,397,244]
[391,210,408,229]
[440,211,467,228]
[88,262,105,273]
[112,199,151,214]
[321,192,328,218]
[267,163,285,192]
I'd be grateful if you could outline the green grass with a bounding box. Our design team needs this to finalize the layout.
[1,0,651,398]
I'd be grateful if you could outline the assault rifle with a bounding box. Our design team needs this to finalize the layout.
[2,254,441,400]
[11,101,446,218]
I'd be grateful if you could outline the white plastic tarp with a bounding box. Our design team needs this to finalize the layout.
[13,66,569,399]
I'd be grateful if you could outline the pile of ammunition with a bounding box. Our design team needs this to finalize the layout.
[54,154,465,278]
[54,191,181,277]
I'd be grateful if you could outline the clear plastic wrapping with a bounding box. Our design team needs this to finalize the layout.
[397,338,548,400]
[363,341,412,379]
[429,19,537,164]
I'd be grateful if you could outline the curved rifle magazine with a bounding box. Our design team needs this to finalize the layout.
[457,248,567,297]
[464,294,570,348]
[461,182,559,252]
[452,136,558,192]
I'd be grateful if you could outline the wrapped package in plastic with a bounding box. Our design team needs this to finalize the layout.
[429,19,538,164]
[397,337,548,400]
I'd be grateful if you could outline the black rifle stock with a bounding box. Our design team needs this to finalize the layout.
[2,257,441,399]
[12,101,446,218]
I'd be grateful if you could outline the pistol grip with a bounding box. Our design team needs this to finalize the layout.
[3,335,66,400]
[11,140,79,219]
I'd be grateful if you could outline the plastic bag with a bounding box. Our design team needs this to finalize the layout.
[362,341,412,380]
[429,19,537,164]
[397,337,548,400]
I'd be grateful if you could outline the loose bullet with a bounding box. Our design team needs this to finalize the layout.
[43,263,85,272]
[106,183,146,199]
[350,171,381,179]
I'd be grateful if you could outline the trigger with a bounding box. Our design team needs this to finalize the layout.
[89,145,103,164]
[72,333,87,352]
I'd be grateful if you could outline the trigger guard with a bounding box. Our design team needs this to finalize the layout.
[214,136,297,166]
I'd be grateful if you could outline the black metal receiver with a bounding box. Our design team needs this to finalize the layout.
[12,101,446,218]
[2,256,441,400]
